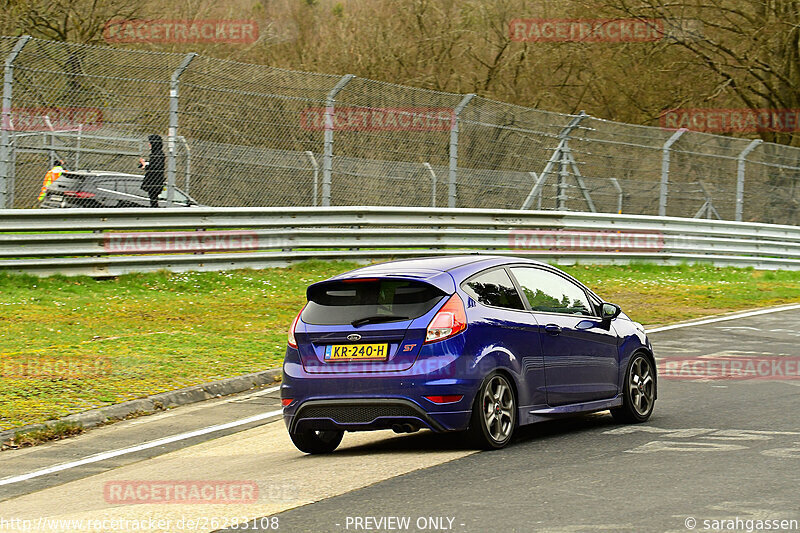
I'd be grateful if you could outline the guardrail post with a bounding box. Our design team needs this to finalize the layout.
[659,128,687,217]
[305,151,319,207]
[736,139,762,222]
[321,74,354,207]
[449,93,476,208]
[167,53,196,204]
[0,35,31,209]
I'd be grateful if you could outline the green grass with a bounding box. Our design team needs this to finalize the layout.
[0,260,361,431]
[559,262,800,326]
[2,260,800,431]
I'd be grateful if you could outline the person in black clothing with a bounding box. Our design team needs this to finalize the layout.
[139,134,165,208]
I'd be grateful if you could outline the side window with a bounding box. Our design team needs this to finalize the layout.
[510,267,593,316]
[121,180,145,196]
[462,268,525,311]
[106,179,137,196]
[96,179,116,191]
[157,188,187,202]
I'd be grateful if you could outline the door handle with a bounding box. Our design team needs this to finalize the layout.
[544,324,562,336]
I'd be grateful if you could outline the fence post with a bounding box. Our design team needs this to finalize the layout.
[178,136,191,195]
[423,162,437,207]
[167,53,196,204]
[555,112,587,211]
[736,139,762,222]
[305,151,319,207]
[0,35,31,209]
[659,128,687,217]
[321,74,354,207]
[610,177,623,214]
[521,111,586,211]
[449,93,476,208]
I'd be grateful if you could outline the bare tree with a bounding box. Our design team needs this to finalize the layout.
[6,0,143,44]
[601,0,800,146]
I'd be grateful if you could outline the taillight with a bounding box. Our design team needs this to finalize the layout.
[287,307,304,348]
[281,398,293,406]
[63,191,95,198]
[425,395,464,404]
[425,293,467,343]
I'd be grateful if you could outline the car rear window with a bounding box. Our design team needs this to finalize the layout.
[54,174,84,187]
[302,279,446,325]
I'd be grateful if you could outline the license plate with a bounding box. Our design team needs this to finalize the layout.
[325,343,389,361]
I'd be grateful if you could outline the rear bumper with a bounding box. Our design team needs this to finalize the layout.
[281,355,477,433]
[286,398,462,433]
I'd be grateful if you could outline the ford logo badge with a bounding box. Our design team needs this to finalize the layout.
[347,333,362,341]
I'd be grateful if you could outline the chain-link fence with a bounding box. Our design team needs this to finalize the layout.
[2,34,800,224]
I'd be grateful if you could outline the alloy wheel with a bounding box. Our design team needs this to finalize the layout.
[481,375,515,442]
[628,355,655,416]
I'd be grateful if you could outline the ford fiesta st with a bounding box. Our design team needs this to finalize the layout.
[281,256,656,453]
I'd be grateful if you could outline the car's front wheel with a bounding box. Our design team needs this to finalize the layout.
[289,428,344,454]
[467,372,517,449]
[611,352,656,423]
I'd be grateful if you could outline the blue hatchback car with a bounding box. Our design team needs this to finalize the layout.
[281,255,656,453]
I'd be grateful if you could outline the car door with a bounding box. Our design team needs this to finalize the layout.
[460,267,547,409]
[509,266,619,406]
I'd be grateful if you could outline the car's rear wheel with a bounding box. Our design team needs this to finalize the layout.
[611,352,656,423]
[289,428,344,454]
[467,372,516,449]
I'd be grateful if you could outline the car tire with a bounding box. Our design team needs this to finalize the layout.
[466,372,517,450]
[611,352,656,423]
[289,429,344,454]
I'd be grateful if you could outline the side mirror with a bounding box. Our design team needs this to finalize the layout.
[601,302,622,326]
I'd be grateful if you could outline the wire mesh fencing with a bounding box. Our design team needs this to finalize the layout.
[2,34,800,225]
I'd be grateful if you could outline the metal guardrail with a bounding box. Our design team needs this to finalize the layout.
[2,207,800,276]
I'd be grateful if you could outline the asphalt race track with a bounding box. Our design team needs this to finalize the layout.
[1,307,798,533]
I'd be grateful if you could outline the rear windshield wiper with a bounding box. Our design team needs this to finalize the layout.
[351,315,410,327]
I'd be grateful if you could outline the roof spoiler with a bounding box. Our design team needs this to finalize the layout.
[307,273,456,300]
